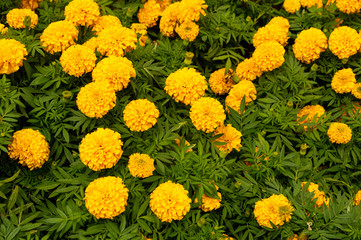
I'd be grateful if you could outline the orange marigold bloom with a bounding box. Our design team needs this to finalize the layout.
[60,45,96,77]
[65,0,100,26]
[253,26,289,48]
[21,0,42,10]
[252,41,285,72]
[213,124,242,153]
[178,0,207,23]
[160,2,180,37]
[283,0,301,13]
[327,122,352,144]
[297,105,325,130]
[267,17,290,31]
[331,68,356,94]
[156,0,172,11]
[0,24,8,35]
[336,0,361,14]
[209,68,235,95]
[0,39,28,75]
[137,0,162,28]
[128,153,155,178]
[299,0,323,8]
[329,26,360,59]
[175,21,200,42]
[301,182,329,207]
[6,8,38,29]
[195,185,222,212]
[92,15,122,35]
[225,80,257,113]
[235,58,263,81]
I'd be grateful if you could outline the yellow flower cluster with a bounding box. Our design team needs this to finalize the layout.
[329,26,360,59]
[190,97,226,133]
[8,129,50,170]
[226,80,257,113]
[254,194,294,228]
[354,190,361,206]
[213,124,242,153]
[331,68,356,94]
[138,0,162,28]
[283,0,301,13]
[65,0,100,26]
[131,23,149,47]
[79,128,123,171]
[336,0,361,14]
[60,45,96,77]
[150,181,191,222]
[76,82,116,118]
[236,58,263,81]
[84,176,129,219]
[123,99,160,132]
[40,20,78,54]
[92,56,136,92]
[92,15,122,35]
[6,8,38,29]
[97,26,137,57]
[252,41,285,72]
[177,0,207,23]
[253,17,290,48]
[0,39,28,75]
[165,67,207,105]
[293,28,327,64]
[21,0,42,10]
[301,182,329,207]
[209,68,235,95]
[297,105,325,130]
[327,122,352,144]
[83,37,98,52]
[175,21,200,41]
[128,153,155,178]
[352,83,361,99]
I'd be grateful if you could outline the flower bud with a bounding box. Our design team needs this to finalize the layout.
[184,52,194,65]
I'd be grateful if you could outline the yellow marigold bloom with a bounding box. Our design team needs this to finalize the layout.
[128,153,155,178]
[209,68,235,95]
[236,58,263,81]
[131,23,148,36]
[252,41,285,72]
[354,190,361,206]
[138,0,162,28]
[178,0,207,23]
[60,45,96,77]
[21,0,42,10]
[336,0,361,14]
[0,24,8,35]
[82,37,98,52]
[65,0,100,26]
[299,0,323,8]
[297,105,325,129]
[160,2,180,37]
[175,21,200,42]
[253,26,289,48]
[0,39,28,75]
[123,99,160,132]
[196,191,222,212]
[351,83,361,99]
[92,56,135,92]
[213,124,242,153]
[254,194,294,228]
[174,137,193,153]
[84,176,129,219]
[283,0,301,13]
[150,181,191,222]
[8,129,50,170]
[267,16,290,31]
[77,82,116,118]
[79,128,123,171]
[329,26,360,59]
[92,15,122,35]
[190,97,226,133]
[301,182,329,207]
[97,26,137,57]
[40,20,78,54]
[156,0,172,11]
[331,68,356,94]
[165,67,207,105]
[6,8,38,29]
[225,80,257,113]
[327,122,352,144]
[293,28,327,64]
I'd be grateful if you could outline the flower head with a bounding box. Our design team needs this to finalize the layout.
[79,128,123,171]
[76,82,116,118]
[0,24,8,35]
[329,26,360,59]
[60,45,96,77]
[283,0,301,13]
[267,17,290,31]
[156,0,172,11]
[82,37,99,52]
[8,129,50,170]
[336,0,361,14]
[131,23,148,36]
[137,0,162,28]
[331,68,356,94]
[235,58,263,81]
[354,190,361,206]
[301,182,329,207]
[175,21,200,41]
[128,153,155,178]
[123,99,160,132]
[209,68,235,95]
[21,0,42,10]
[6,8,38,29]
[165,67,207,105]
[190,97,226,133]
[40,21,78,54]
[84,176,129,219]
[352,83,361,99]
[0,39,28,75]
[226,80,257,113]
[150,181,191,222]
[159,2,180,37]
[252,41,285,72]
[299,0,323,8]
[178,0,207,23]
[253,26,289,48]
[65,0,100,26]
[174,137,193,153]
[213,124,242,153]
[92,15,122,35]
[195,185,222,212]
[297,105,325,130]
[327,122,352,144]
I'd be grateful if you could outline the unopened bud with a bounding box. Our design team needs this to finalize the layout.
[246,16,252,22]
[184,52,194,65]
[300,143,308,155]
[197,217,206,226]
[235,181,242,188]
[24,16,31,29]
[311,64,318,72]
[342,58,348,64]
[287,101,293,108]
[62,91,72,101]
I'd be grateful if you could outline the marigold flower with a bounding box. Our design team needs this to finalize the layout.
[123,99,160,132]
[137,0,162,28]
[175,21,200,41]
[8,129,50,170]
[76,82,116,118]
[252,41,285,72]
[299,0,323,8]
[195,187,222,212]
[65,0,100,26]
[327,122,352,144]
[267,17,290,31]
[165,67,207,105]
[0,24,8,35]
[150,181,191,222]
[131,23,148,36]
[159,2,180,37]
[253,26,289,48]
[92,15,122,35]
[301,182,329,207]
[60,45,96,77]
[82,37,98,52]
[84,176,129,219]
[235,58,263,81]
[190,97,226,133]
[156,0,172,10]
[97,26,137,57]
[336,0,361,14]
[254,194,294,228]
[178,0,207,23]
[297,105,325,130]
[354,190,361,206]
[6,8,38,29]
[79,128,123,171]
[351,83,361,99]
[226,80,257,113]
[329,26,360,59]
[174,137,193,153]
[21,0,42,10]
[209,68,235,95]
[293,28,327,64]
[283,0,301,13]
[213,124,242,153]
[128,153,155,178]
[331,68,356,94]
[0,39,28,75]
[221,235,234,240]
[40,20,78,54]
